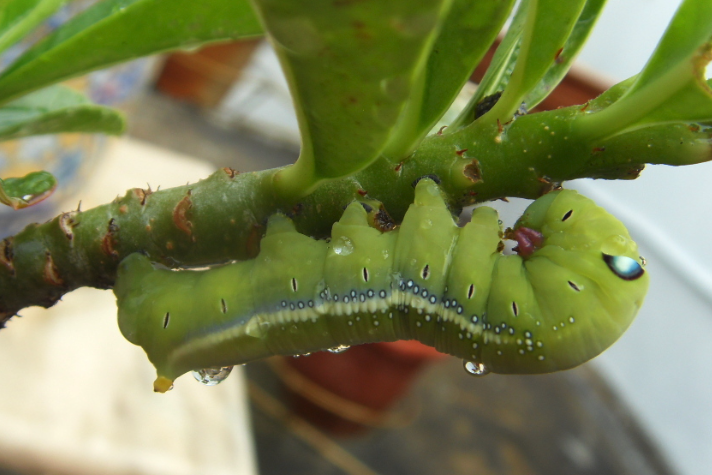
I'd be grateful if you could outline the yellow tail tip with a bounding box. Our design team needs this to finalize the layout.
[153,376,174,393]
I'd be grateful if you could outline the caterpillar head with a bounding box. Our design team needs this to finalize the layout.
[514,190,645,278]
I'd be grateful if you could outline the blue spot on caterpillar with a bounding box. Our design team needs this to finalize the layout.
[114,179,648,392]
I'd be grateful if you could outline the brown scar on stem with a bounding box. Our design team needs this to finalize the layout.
[222,167,240,178]
[463,159,483,184]
[172,190,193,236]
[119,205,128,214]
[357,189,368,197]
[246,223,264,258]
[43,252,64,286]
[290,203,304,217]
[537,176,556,195]
[132,187,152,206]
[394,162,403,174]
[0,238,15,276]
[437,126,447,135]
[626,165,644,179]
[101,218,119,258]
[58,211,78,241]
[456,148,468,156]
[592,146,606,154]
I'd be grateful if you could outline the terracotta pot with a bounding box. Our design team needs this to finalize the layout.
[280,341,447,435]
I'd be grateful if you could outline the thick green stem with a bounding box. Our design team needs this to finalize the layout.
[2,102,711,322]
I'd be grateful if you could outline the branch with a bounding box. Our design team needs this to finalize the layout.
[2,100,711,322]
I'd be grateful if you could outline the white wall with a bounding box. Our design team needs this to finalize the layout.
[575,2,712,475]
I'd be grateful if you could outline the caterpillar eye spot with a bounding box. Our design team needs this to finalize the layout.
[602,253,645,280]
[562,209,573,221]
[163,312,170,329]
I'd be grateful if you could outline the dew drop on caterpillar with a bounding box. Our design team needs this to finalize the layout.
[113,179,649,392]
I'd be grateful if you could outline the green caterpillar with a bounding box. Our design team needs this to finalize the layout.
[114,179,648,392]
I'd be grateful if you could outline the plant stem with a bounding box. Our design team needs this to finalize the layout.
[2,102,711,322]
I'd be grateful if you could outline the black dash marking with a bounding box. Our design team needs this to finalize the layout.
[467,284,475,299]
[362,267,369,282]
[422,264,430,280]
[568,280,581,291]
[163,312,170,329]
[360,202,373,213]
[291,277,298,292]
[512,302,519,316]
[221,299,227,314]
[562,209,573,221]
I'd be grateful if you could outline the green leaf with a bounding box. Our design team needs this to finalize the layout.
[0,170,56,210]
[450,0,529,129]
[259,0,455,198]
[480,0,587,125]
[0,0,66,55]
[577,0,712,139]
[521,0,607,110]
[0,0,263,105]
[453,0,588,129]
[0,84,125,141]
[381,0,516,157]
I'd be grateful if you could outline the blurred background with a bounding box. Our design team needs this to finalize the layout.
[1,0,711,474]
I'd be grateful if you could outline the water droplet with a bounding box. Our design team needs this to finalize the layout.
[327,345,351,354]
[382,249,389,260]
[333,236,354,256]
[192,366,234,386]
[640,256,647,267]
[463,360,490,377]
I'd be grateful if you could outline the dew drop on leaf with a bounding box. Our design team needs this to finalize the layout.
[463,360,490,377]
[327,345,351,354]
[192,366,234,386]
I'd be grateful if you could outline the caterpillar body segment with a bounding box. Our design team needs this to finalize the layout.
[114,179,648,392]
